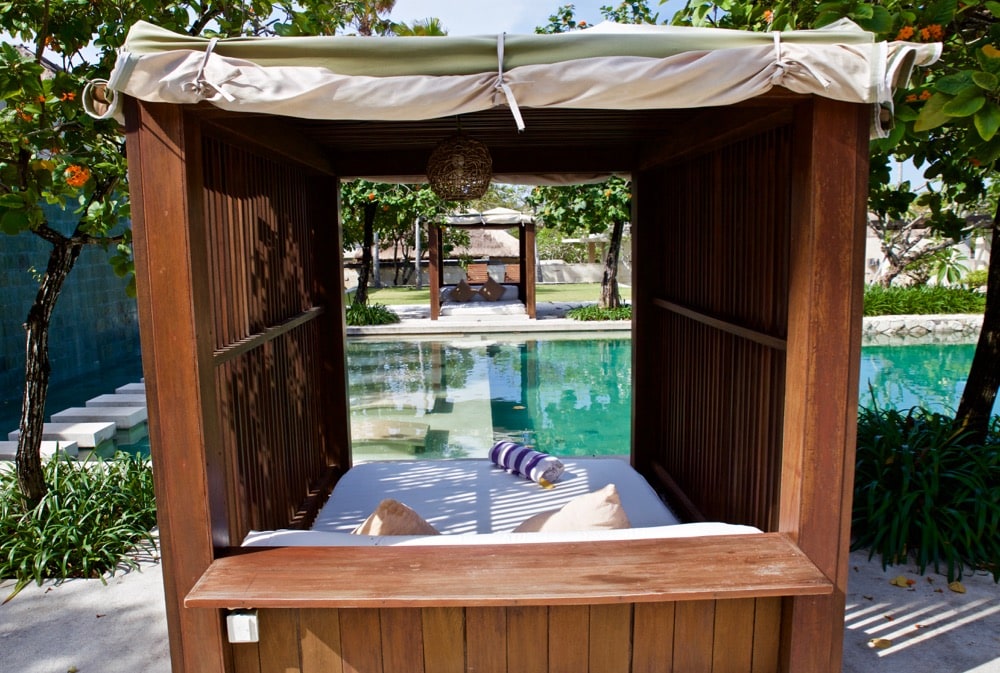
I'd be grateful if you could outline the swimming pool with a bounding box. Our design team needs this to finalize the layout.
[348,335,631,460]
[349,335,991,460]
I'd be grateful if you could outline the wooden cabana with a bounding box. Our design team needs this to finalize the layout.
[429,208,537,319]
[99,19,938,673]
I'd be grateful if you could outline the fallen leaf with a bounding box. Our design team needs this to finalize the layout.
[934,588,943,593]
[889,575,911,587]
[884,614,895,621]
[863,594,874,600]
[869,638,893,649]
[926,577,935,584]
[948,581,966,594]
[68,667,79,673]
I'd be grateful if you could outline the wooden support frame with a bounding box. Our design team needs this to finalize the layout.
[124,90,871,673]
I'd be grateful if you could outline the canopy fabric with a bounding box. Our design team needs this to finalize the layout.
[90,19,939,139]
[446,208,535,227]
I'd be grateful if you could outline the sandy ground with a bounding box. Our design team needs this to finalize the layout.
[2,546,997,673]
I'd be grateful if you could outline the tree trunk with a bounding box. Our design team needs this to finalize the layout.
[955,201,1000,442]
[16,237,84,508]
[599,218,625,309]
[354,203,376,306]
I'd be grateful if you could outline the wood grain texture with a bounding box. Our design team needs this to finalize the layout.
[257,609,300,673]
[673,601,716,672]
[548,605,590,673]
[632,602,675,673]
[711,598,755,673]
[380,609,425,673]
[340,609,383,673]
[589,604,632,673]
[422,607,464,673]
[508,607,549,673]
[466,607,507,673]
[301,608,344,673]
[185,535,832,609]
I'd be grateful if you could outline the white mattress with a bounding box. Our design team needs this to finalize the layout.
[311,458,680,535]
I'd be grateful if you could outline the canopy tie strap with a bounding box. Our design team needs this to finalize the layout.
[495,33,525,132]
[772,31,831,89]
[183,37,237,102]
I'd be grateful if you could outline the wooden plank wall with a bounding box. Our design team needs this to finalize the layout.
[229,599,783,673]
[201,133,345,540]
[633,127,792,531]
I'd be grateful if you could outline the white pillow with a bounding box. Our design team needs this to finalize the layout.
[513,484,631,533]
[352,499,440,535]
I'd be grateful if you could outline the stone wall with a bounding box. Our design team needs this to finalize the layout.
[862,314,982,345]
[0,214,140,415]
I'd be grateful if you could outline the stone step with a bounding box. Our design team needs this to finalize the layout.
[115,382,146,394]
[86,393,147,408]
[8,422,117,448]
[0,440,80,460]
[50,406,147,429]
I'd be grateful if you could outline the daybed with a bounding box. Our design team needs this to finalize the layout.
[106,18,938,673]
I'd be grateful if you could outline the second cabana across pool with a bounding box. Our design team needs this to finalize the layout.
[99,19,939,673]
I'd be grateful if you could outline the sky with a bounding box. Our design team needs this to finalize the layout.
[390,0,684,35]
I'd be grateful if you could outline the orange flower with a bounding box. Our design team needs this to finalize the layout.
[763,9,773,22]
[18,110,32,122]
[920,90,932,100]
[64,164,91,188]
[905,94,918,103]
[968,157,982,167]
[922,24,944,41]
[36,94,46,103]
[60,92,76,102]
[578,20,587,27]
[895,25,915,40]
[367,192,376,201]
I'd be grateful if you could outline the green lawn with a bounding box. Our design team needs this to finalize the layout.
[365,283,631,305]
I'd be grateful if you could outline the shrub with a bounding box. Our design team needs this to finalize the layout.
[863,284,986,316]
[0,453,158,599]
[852,404,1000,581]
[346,302,400,326]
[961,269,988,290]
[566,304,632,321]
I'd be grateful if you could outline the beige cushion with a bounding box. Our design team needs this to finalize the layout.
[352,499,440,536]
[512,484,631,533]
[450,279,475,302]
[479,275,505,302]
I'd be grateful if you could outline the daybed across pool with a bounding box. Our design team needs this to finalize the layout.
[113,17,938,673]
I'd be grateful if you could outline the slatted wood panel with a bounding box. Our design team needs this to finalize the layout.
[635,127,792,531]
[230,600,783,673]
[201,134,338,537]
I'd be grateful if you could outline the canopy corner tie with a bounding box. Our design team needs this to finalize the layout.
[494,33,526,132]
[772,31,831,90]
[183,37,237,103]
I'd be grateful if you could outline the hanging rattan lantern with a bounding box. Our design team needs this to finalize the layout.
[426,133,492,201]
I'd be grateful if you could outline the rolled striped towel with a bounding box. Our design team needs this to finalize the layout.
[489,441,564,486]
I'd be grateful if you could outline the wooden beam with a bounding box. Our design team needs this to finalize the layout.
[652,298,787,351]
[639,107,793,171]
[185,534,832,609]
[201,116,336,175]
[125,98,229,673]
[778,97,869,673]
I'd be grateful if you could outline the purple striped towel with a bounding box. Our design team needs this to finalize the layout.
[489,441,564,485]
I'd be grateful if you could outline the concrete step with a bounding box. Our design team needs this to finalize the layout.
[0,440,80,460]
[115,382,146,394]
[86,393,147,408]
[50,406,147,429]
[8,422,117,448]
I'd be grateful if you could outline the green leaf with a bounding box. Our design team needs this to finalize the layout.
[972,71,999,92]
[914,92,954,132]
[921,0,957,26]
[0,208,30,234]
[858,6,893,34]
[942,88,986,117]
[985,1,1000,18]
[934,72,976,95]
[974,102,1000,141]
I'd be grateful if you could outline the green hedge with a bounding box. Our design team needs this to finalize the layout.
[864,285,986,316]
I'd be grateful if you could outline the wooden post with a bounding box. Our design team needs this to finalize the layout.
[125,98,230,673]
[779,97,868,673]
[429,223,441,320]
[523,220,536,319]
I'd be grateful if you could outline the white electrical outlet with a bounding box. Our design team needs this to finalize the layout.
[226,610,259,643]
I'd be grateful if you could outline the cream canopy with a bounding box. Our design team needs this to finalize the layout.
[89,19,939,140]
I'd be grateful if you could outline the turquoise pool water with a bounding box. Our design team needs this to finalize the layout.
[348,336,988,459]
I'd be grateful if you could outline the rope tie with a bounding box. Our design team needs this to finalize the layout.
[772,32,831,89]
[183,38,237,102]
[494,33,526,131]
